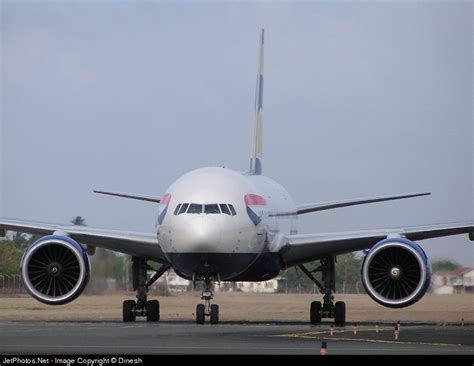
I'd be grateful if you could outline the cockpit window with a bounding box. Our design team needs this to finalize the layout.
[205,204,220,214]
[219,204,231,215]
[188,204,203,214]
[178,203,189,215]
[174,202,236,216]
[228,204,237,216]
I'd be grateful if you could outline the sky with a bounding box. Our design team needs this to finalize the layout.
[1,0,472,266]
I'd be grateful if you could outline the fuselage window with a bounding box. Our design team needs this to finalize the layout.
[205,204,220,214]
[188,203,203,214]
[174,204,182,215]
[178,203,189,215]
[219,204,231,215]
[228,204,237,216]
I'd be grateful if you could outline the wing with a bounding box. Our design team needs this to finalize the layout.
[272,192,430,216]
[0,218,169,263]
[279,221,474,267]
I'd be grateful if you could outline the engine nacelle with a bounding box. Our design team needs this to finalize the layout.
[361,238,431,308]
[21,235,90,305]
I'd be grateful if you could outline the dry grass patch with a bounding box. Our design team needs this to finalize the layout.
[0,292,472,323]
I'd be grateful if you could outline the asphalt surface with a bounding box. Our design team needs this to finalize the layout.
[0,320,473,355]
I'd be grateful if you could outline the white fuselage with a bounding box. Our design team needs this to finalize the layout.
[156,167,297,281]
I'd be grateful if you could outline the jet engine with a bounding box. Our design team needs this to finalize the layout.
[21,235,90,305]
[361,238,431,308]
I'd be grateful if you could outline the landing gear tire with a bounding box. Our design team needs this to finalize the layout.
[196,304,205,325]
[210,304,219,325]
[146,300,160,322]
[334,301,346,327]
[299,258,345,326]
[123,300,136,322]
[310,301,322,324]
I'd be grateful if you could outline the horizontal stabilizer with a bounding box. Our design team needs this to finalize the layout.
[272,192,431,216]
[93,190,161,203]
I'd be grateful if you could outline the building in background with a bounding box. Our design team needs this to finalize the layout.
[166,271,192,292]
[215,279,280,293]
[431,267,473,294]
[462,269,474,293]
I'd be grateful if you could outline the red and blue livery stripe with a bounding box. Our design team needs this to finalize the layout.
[244,194,266,225]
[157,193,171,224]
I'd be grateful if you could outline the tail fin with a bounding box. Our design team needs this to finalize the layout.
[249,29,264,175]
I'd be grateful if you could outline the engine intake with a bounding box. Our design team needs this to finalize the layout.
[21,235,90,305]
[361,238,431,308]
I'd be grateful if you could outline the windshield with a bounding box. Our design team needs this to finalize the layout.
[188,204,203,214]
[205,204,220,214]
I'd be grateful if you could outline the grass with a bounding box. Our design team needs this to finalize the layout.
[1,291,473,323]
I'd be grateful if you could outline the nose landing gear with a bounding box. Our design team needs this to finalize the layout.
[298,256,346,327]
[122,257,170,322]
[195,276,219,325]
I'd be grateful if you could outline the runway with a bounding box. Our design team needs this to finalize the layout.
[0,321,473,355]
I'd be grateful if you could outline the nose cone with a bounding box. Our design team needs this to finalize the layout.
[168,216,224,277]
[174,216,222,253]
[161,215,260,280]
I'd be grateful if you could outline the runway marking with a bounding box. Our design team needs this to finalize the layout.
[273,327,396,338]
[272,328,463,347]
[288,335,461,347]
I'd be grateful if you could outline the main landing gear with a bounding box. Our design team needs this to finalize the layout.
[195,276,219,325]
[298,256,346,327]
[122,257,170,322]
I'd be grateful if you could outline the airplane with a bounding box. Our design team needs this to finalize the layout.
[0,29,472,326]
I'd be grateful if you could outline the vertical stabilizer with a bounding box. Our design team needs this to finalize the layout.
[249,29,264,175]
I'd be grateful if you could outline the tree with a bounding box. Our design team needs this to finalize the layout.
[0,241,22,275]
[68,216,126,293]
[10,232,29,250]
[27,234,43,246]
[335,253,363,294]
[86,248,125,293]
[431,260,460,273]
[281,253,364,294]
[71,216,86,226]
